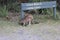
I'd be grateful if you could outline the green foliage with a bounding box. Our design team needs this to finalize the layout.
[0,6,8,17]
[7,0,20,12]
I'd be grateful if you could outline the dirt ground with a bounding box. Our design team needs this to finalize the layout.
[0,19,60,40]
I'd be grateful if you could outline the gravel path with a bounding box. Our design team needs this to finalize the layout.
[0,21,60,40]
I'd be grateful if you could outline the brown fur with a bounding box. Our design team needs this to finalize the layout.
[20,13,33,26]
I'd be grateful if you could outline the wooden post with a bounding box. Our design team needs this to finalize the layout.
[21,10,25,19]
[53,7,56,18]
[21,6,25,19]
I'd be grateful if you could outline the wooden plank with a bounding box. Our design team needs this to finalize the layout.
[22,4,56,10]
[21,1,56,10]
[21,1,56,7]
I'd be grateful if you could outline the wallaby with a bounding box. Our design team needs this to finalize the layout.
[20,13,33,26]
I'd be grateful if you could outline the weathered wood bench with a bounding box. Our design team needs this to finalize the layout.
[21,1,56,19]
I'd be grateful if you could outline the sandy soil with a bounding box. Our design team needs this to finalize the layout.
[0,20,60,40]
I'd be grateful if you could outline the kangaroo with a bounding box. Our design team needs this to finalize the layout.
[20,13,33,26]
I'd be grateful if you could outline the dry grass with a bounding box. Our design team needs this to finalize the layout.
[0,11,60,40]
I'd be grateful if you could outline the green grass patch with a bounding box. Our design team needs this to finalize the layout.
[0,6,8,17]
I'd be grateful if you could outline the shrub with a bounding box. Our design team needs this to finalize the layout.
[7,2,20,12]
[0,5,8,17]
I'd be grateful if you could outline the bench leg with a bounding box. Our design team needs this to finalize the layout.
[53,7,56,19]
[21,10,25,19]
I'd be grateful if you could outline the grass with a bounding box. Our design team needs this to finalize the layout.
[0,18,20,27]
[0,10,60,27]
[0,6,8,17]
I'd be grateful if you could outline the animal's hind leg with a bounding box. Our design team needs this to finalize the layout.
[23,22,25,26]
[28,21,31,25]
